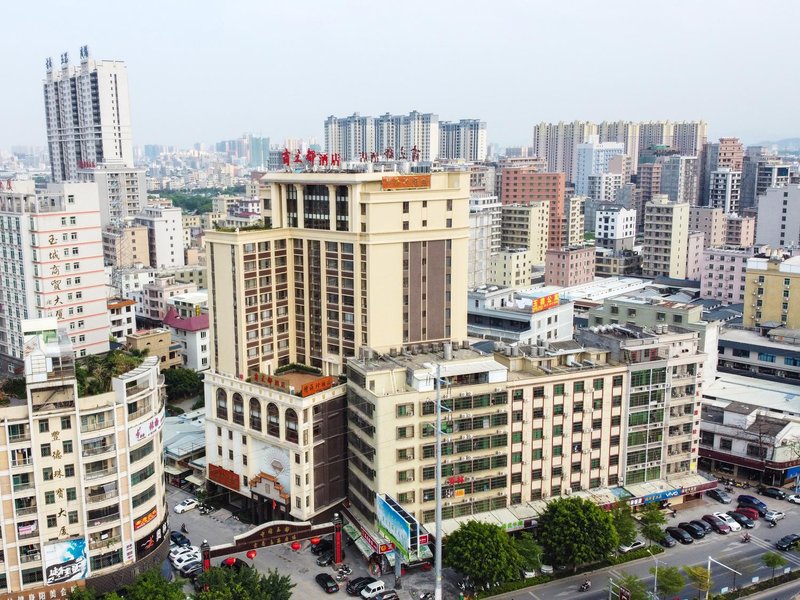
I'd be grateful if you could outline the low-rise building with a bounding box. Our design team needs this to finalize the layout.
[163,292,210,371]
[717,327,800,384]
[140,276,199,325]
[126,328,182,370]
[467,285,573,345]
[490,248,534,288]
[107,298,137,342]
[743,253,800,329]
[725,214,756,247]
[544,246,595,287]
[163,410,206,488]
[595,247,642,277]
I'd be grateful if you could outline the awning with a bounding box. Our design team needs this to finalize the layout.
[164,464,190,476]
[353,536,374,560]
[343,523,361,541]
[186,474,205,486]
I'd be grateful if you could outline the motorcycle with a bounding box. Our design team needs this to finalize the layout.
[334,574,348,582]
[418,593,434,600]
[180,523,188,534]
[741,534,751,543]
[337,564,352,575]
[579,581,591,592]
[769,520,777,528]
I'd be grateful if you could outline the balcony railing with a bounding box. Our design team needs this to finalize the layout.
[17,529,39,540]
[88,536,121,551]
[87,513,121,528]
[15,505,37,517]
[13,481,34,492]
[128,406,152,421]
[82,445,116,457]
[81,421,112,434]
[11,458,33,468]
[8,433,31,443]
[19,553,41,564]
[86,490,119,504]
[85,467,116,481]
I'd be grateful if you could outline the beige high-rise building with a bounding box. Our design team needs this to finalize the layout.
[206,171,469,379]
[500,202,549,264]
[102,224,150,268]
[744,254,800,329]
[490,248,533,288]
[725,213,756,247]
[642,195,690,279]
[598,121,640,172]
[531,121,598,182]
[672,121,708,157]
[689,206,727,249]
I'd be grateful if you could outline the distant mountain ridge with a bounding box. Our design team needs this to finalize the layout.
[757,137,800,151]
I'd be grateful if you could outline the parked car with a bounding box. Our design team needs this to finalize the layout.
[659,533,678,548]
[520,567,537,579]
[702,514,731,534]
[678,522,705,539]
[179,561,203,578]
[726,511,755,529]
[170,531,191,547]
[375,592,400,600]
[539,564,554,575]
[360,580,386,599]
[787,494,800,505]
[738,495,768,516]
[706,488,733,504]
[691,519,712,534]
[618,539,646,553]
[174,498,199,514]
[734,507,761,521]
[713,512,742,532]
[315,573,339,594]
[347,577,378,596]
[172,552,201,570]
[316,549,345,566]
[776,533,800,551]
[220,557,249,572]
[169,545,200,561]
[666,526,693,544]
[310,538,333,556]
[762,487,788,500]
[765,510,786,523]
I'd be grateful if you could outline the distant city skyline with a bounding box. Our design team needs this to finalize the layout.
[2,0,798,150]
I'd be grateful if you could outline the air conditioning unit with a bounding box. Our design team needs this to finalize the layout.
[495,387,503,392]
[495,450,502,455]
[460,392,469,398]
[584,428,592,434]
[497,491,505,496]
[583,449,591,455]
[565,488,571,495]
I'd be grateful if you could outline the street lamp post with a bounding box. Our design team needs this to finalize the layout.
[647,547,663,600]
[706,556,742,600]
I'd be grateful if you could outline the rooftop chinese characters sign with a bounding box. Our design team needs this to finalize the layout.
[381,174,431,191]
[532,293,559,313]
[300,376,335,397]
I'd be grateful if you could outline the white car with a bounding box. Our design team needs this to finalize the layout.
[171,551,201,569]
[765,510,786,523]
[174,498,199,514]
[619,539,646,554]
[169,545,200,562]
[713,512,742,532]
[788,494,800,505]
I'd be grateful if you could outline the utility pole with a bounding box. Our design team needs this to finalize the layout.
[434,361,443,600]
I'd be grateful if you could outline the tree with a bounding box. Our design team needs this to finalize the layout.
[639,503,667,546]
[194,565,294,600]
[616,573,648,600]
[651,564,684,598]
[163,367,204,402]
[443,520,522,586]
[124,569,185,600]
[762,551,788,579]
[536,497,619,571]
[683,565,712,596]
[514,531,543,570]
[611,502,638,547]
[67,587,95,600]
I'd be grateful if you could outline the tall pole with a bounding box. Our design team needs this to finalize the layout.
[705,556,711,600]
[434,363,443,600]
[652,556,658,599]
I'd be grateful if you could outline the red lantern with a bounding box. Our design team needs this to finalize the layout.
[224,557,236,566]
[290,541,301,551]
[310,537,321,545]
[246,550,257,560]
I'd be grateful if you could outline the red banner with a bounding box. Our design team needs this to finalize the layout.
[209,463,241,491]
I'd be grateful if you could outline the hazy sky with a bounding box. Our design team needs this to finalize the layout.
[4,0,799,149]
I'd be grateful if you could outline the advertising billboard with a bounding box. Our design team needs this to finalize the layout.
[128,407,165,446]
[44,539,88,585]
[532,293,560,313]
[136,516,169,560]
[375,495,411,552]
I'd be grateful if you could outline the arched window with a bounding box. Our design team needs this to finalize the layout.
[232,394,244,425]
[249,398,262,431]
[216,389,228,421]
[267,403,280,437]
[285,408,298,443]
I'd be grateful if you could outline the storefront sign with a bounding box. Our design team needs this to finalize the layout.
[642,489,682,504]
[361,526,394,555]
[532,293,560,313]
[381,174,431,191]
[0,581,83,600]
[209,463,241,491]
[133,506,158,531]
[128,407,166,445]
[681,481,718,495]
[300,376,335,397]
[136,516,169,559]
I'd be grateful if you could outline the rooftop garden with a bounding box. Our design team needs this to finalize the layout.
[76,349,147,397]
[213,218,272,233]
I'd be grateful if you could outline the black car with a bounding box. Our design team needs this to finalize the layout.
[310,538,333,556]
[726,511,755,529]
[678,522,705,539]
[762,487,788,500]
[738,499,768,517]
[776,533,800,551]
[316,549,345,567]
[179,561,203,578]
[666,526,693,545]
[659,533,677,548]
[691,519,713,534]
[170,531,191,547]
[346,576,377,596]
[315,573,339,594]
[706,488,733,504]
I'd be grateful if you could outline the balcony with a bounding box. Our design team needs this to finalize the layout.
[81,420,112,434]
[86,490,119,504]
[85,467,116,481]
[8,432,31,443]
[128,405,152,421]
[88,536,121,551]
[15,504,37,517]
[87,513,121,528]
[13,480,34,493]
[11,457,33,469]
[19,552,41,564]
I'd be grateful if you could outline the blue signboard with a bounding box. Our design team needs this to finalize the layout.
[375,495,411,552]
[643,489,682,504]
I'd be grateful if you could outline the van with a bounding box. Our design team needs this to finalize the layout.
[360,580,386,598]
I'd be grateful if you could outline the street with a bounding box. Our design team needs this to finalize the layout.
[168,484,800,600]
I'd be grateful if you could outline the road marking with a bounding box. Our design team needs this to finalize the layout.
[528,591,540,599]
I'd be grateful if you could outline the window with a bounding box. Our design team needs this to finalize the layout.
[61,416,71,429]
[41,443,51,457]
[63,440,73,454]
[593,378,603,391]
[574,381,584,393]
[47,515,57,528]
[758,353,776,363]
[45,491,55,504]
[719,438,733,451]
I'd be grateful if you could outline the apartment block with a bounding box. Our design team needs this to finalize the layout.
[102,224,150,268]
[634,162,661,232]
[531,121,598,181]
[499,168,565,207]
[0,181,109,373]
[725,214,755,247]
[107,297,136,341]
[700,246,753,305]
[0,319,167,597]
[490,249,534,288]
[500,203,549,265]
[595,205,636,251]
[439,119,488,161]
[468,195,501,288]
[689,206,726,249]
[325,111,440,162]
[708,169,742,214]
[126,328,182,370]
[545,246,595,287]
[641,196,690,279]
[744,253,800,329]
[140,276,199,324]
[78,164,146,227]
[345,342,628,525]
[685,231,705,281]
[574,136,625,197]
[756,186,800,248]
[597,121,640,171]
[576,325,705,483]
[660,155,699,205]
[134,206,185,269]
